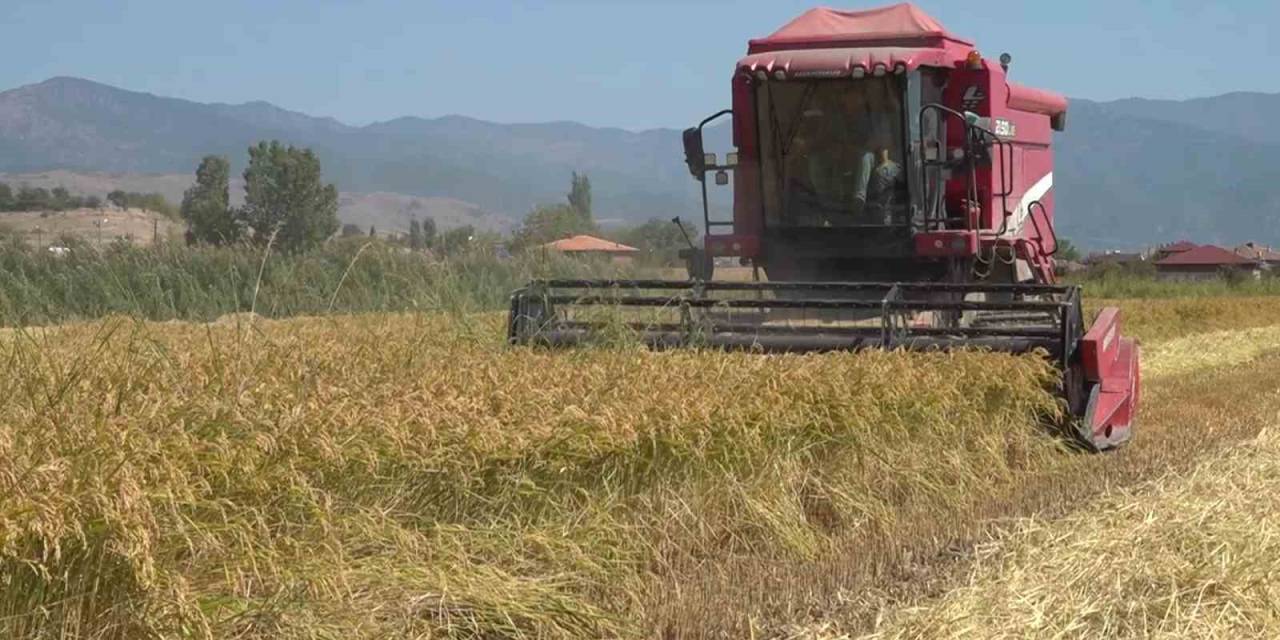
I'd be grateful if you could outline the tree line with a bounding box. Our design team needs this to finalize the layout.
[0,182,179,217]
[179,143,696,264]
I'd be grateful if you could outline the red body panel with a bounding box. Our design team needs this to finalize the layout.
[1080,307,1139,441]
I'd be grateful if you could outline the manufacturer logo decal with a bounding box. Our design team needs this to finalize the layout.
[961,85,985,109]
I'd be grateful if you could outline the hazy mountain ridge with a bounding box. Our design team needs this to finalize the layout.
[1082,92,1280,145]
[2,76,1278,248]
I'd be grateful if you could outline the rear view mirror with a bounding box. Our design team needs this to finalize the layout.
[682,127,706,180]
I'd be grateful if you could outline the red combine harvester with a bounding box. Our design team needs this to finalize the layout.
[509,4,1140,450]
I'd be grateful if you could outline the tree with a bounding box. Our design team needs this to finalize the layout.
[50,187,72,209]
[618,218,699,266]
[1056,237,1083,262]
[84,195,102,210]
[439,225,476,255]
[181,155,241,245]
[135,193,178,218]
[0,183,12,211]
[240,141,340,252]
[568,171,592,219]
[421,216,437,248]
[16,187,51,212]
[107,190,128,210]
[513,203,597,250]
[408,217,424,251]
[369,225,376,237]
[340,223,364,238]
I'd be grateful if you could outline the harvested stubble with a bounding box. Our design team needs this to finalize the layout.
[857,420,1280,639]
[0,313,1066,639]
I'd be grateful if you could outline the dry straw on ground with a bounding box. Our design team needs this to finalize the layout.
[856,423,1280,639]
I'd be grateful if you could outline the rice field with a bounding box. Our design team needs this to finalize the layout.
[855,424,1280,639]
[3,296,1280,638]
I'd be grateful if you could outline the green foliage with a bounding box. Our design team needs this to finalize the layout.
[421,216,437,248]
[16,186,51,211]
[616,217,699,266]
[440,225,477,255]
[513,173,600,250]
[180,155,240,245]
[1066,269,1280,298]
[103,189,178,217]
[0,241,630,325]
[408,217,424,251]
[513,203,596,249]
[1082,259,1157,281]
[1056,238,1083,262]
[0,182,114,213]
[240,141,340,252]
[568,171,592,217]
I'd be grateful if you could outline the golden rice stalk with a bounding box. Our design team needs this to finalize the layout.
[857,424,1280,639]
[0,313,1063,639]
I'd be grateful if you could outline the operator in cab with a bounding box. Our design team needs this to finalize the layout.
[781,84,906,227]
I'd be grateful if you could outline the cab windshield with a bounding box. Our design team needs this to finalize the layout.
[756,77,909,228]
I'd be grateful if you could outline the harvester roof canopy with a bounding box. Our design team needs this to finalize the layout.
[748,3,974,53]
[740,3,1067,118]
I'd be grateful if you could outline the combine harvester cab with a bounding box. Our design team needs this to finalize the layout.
[509,3,1140,450]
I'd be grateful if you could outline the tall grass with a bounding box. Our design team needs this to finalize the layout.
[2,236,1278,328]
[1067,270,1280,299]
[0,239,625,326]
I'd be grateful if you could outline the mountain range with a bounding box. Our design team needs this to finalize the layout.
[2,76,1278,249]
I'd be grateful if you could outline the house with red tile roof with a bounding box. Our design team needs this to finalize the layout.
[1154,244,1262,281]
[1233,242,1280,268]
[1152,240,1197,262]
[542,235,638,263]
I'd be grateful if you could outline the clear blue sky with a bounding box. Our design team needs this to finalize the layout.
[2,0,1276,130]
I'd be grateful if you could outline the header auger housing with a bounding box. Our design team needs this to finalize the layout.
[508,279,1138,450]
[508,3,1140,450]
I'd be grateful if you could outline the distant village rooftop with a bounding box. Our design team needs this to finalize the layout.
[542,235,638,254]
[1154,244,1256,267]
[1234,242,1280,263]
